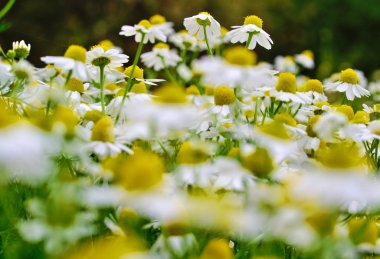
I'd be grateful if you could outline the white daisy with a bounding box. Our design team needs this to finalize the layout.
[141,43,181,71]
[169,30,198,50]
[325,68,370,101]
[86,47,129,69]
[226,15,273,50]
[120,19,166,44]
[149,14,175,36]
[295,50,314,69]
[183,12,221,41]
[41,45,89,81]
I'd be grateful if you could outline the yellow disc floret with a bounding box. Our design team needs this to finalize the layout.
[276,72,297,93]
[176,142,209,164]
[351,111,370,124]
[117,150,164,191]
[91,116,115,143]
[200,239,233,259]
[153,43,170,49]
[301,50,314,59]
[304,79,324,93]
[339,68,359,84]
[131,82,148,94]
[186,85,201,96]
[243,147,274,178]
[84,110,103,123]
[98,40,114,51]
[64,45,87,63]
[224,46,256,66]
[260,121,290,140]
[153,85,187,104]
[124,65,144,79]
[66,77,85,93]
[316,141,362,169]
[150,14,166,25]
[336,105,354,120]
[138,19,152,29]
[244,15,263,28]
[214,86,235,106]
[274,112,297,127]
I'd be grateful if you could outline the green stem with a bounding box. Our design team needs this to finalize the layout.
[159,56,177,83]
[273,101,283,116]
[202,25,213,56]
[116,33,146,123]
[292,104,302,117]
[246,32,254,49]
[64,70,73,86]
[99,65,106,115]
[253,98,260,125]
[0,0,16,20]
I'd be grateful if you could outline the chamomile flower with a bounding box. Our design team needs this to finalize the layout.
[120,19,166,44]
[169,30,198,51]
[274,55,298,73]
[183,12,221,40]
[12,40,31,59]
[149,14,175,36]
[325,68,370,101]
[141,43,181,71]
[226,15,273,50]
[295,50,315,69]
[87,47,129,69]
[41,45,88,81]
[123,65,165,86]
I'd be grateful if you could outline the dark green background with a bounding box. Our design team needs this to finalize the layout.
[1,0,380,79]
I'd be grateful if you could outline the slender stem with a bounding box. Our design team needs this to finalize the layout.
[246,32,254,49]
[273,101,283,116]
[64,70,73,86]
[123,33,146,99]
[159,56,177,83]
[99,65,106,115]
[202,25,213,56]
[253,98,260,125]
[116,33,146,123]
[292,103,302,117]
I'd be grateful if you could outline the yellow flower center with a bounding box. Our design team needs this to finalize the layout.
[276,72,297,93]
[153,43,170,49]
[306,115,320,137]
[105,83,120,92]
[176,142,209,164]
[131,82,148,94]
[214,86,235,106]
[186,85,201,96]
[244,110,255,119]
[301,50,314,59]
[205,85,215,96]
[304,79,324,93]
[64,45,87,63]
[274,112,297,127]
[137,19,152,29]
[153,85,187,104]
[84,110,103,123]
[316,141,362,169]
[91,116,115,143]
[243,147,274,178]
[351,111,370,124]
[66,77,85,93]
[117,150,164,191]
[149,14,166,25]
[124,65,144,79]
[98,40,114,51]
[260,121,290,140]
[52,106,79,134]
[339,68,359,84]
[200,239,233,259]
[227,147,241,159]
[0,101,19,128]
[336,105,354,120]
[220,26,229,36]
[244,15,263,28]
[199,11,211,16]
[224,46,256,66]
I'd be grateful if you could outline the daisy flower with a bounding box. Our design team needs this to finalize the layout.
[295,50,315,69]
[183,12,220,55]
[183,12,220,41]
[141,43,181,71]
[226,15,273,50]
[149,14,175,36]
[41,45,88,81]
[274,55,298,73]
[86,47,129,69]
[325,68,370,101]
[120,19,166,44]
[169,30,198,50]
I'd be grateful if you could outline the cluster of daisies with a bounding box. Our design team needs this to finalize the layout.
[1,12,380,259]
